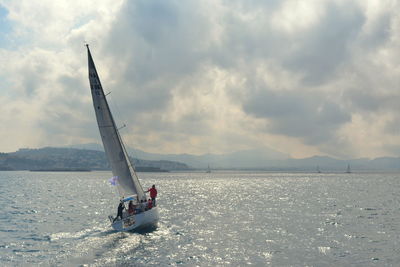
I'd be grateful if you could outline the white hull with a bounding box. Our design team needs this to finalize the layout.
[110,207,159,232]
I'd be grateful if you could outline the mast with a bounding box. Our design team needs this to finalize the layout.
[86,45,146,200]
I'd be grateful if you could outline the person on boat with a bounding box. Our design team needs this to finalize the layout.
[135,198,141,214]
[135,206,141,214]
[147,198,153,209]
[113,201,125,222]
[128,200,135,215]
[146,185,157,206]
[139,199,146,212]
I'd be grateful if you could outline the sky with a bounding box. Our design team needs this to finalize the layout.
[0,0,399,159]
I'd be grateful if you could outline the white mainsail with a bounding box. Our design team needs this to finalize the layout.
[87,45,145,200]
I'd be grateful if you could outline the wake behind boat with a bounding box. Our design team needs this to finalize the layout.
[86,45,159,231]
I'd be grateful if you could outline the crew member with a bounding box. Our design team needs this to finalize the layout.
[128,200,135,215]
[113,201,125,222]
[146,185,158,206]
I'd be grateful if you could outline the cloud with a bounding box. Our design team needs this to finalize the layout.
[0,0,399,159]
[242,84,351,144]
[281,2,365,85]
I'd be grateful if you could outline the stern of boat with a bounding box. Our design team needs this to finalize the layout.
[110,206,159,232]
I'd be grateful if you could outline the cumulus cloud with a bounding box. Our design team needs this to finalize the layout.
[242,86,351,145]
[0,0,399,158]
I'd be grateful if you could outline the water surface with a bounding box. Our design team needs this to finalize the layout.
[0,171,399,266]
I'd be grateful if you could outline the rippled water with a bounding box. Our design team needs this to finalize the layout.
[1,171,399,266]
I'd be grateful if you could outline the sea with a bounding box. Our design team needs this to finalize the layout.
[0,171,399,266]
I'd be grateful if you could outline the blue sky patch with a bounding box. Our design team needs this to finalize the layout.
[0,5,12,47]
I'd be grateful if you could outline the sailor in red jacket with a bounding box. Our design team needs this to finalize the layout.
[146,184,157,206]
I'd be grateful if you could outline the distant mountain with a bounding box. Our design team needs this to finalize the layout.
[68,143,104,151]
[121,149,397,171]
[0,147,190,171]
[64,144,400,171]
[69,144,289,169]
[6,145,398,172]
[128,148,289,169]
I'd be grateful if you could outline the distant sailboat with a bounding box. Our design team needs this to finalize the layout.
[86,45,159,231]
[346,164,351,173]
[206,164,211,173]
[316,165,321,173]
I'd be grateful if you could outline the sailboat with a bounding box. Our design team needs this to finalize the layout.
[346,164,351,173]
[206,164,211,173]
[316,165,321,173]
[86,45,159,231]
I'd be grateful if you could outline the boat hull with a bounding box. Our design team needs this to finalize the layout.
[111,206,159,232]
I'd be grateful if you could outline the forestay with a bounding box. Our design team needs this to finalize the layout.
[87,45,145,200]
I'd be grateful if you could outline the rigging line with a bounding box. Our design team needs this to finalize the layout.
[104,87,142,172]
[106,88,137,155]
[106,88,128,130]
[118,124,126,131]
[106,88,142,162]
[116,125,145,196]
